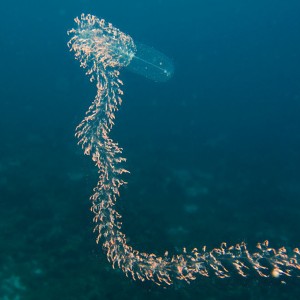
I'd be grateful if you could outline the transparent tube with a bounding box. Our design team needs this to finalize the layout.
[127,42,174,82]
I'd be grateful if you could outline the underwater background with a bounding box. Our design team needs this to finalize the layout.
[1,0,300,299]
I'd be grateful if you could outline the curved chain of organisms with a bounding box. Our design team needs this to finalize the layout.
[67,14,300,285]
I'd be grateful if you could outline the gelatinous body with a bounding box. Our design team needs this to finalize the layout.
[68,14,300,285]
[127,42,174,82]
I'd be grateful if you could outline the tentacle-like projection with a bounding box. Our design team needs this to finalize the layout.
[67,14,300,285]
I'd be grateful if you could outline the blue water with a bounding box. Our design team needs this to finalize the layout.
[1,0,300,299]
